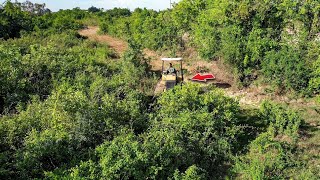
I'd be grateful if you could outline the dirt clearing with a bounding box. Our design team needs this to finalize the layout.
[79,26,128,56]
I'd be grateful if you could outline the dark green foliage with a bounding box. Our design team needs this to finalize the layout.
[173,165,207,180]
[88,6,100,13]
[233,101,305,179]
[17,129,74,178]
[103,7,131,18]
[0,32,107,112]
[233,131,298,179]
[262,46,311,93]
[146,85,240,178]
[97,130,146,179]
[66,85,240,179]
[0,28,150,179]
[259,101,303,141]
[309,56,320,94]
[99,8,181,52]
[0,1,33,39]
[43,85,311,179]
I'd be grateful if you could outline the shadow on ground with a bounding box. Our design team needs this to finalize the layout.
[213,82,232,89]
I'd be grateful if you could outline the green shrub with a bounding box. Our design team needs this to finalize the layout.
[233,131,297,179]
[262,47,311,93]
[309,56,320,94]
[151,84,241,177]
[97,130,146,179]
[173,165,206,180]
[0,1,33,39]
[0,26,152,178]
[260,101,303,141]
[0,31,114,112]
[54,84,242,179]
[17,129,74,178]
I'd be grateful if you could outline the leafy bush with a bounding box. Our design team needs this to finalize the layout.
[97,130,146,179]
[0,1,33,39]
[0,26,151,178]
[173,165,207,180]
[309,56,320,94]
[89,84,241,179]
[260,101,303,141]
[262,47,311,93]
[0,31,116,112]
[88,6,100,13]
[233,131,297,179]
[233,101,304,179]
[16,129,75,178]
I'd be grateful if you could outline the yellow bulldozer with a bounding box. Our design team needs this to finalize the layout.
[160,57,184,90]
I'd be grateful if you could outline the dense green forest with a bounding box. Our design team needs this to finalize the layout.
[0,0,319,179]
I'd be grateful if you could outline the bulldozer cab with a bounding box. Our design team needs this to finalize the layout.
[161,58,183,90]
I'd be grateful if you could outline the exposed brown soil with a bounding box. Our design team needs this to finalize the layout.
[79,26,128,56]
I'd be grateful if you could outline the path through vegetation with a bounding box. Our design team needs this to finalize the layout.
[79,27,234,86]
[80,27,316,105]
[79,26,128,55]
[79,27,317,107]
[79,26,320,126]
